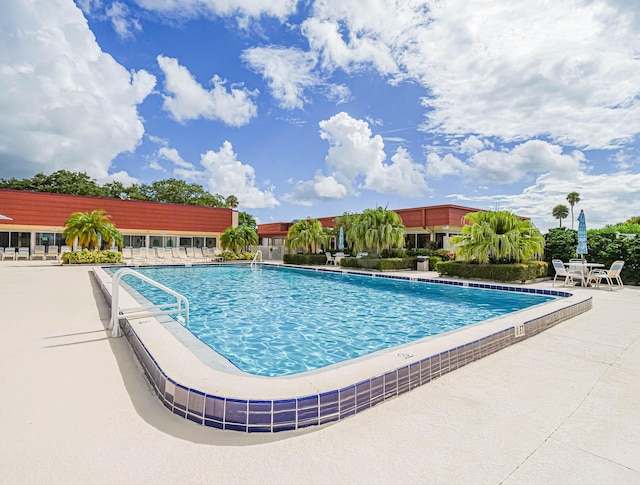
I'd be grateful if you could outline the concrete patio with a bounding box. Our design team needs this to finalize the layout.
[0,262,638,484]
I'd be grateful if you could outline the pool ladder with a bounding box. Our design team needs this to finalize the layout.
[110,268,189,338]
[250,249,263,267]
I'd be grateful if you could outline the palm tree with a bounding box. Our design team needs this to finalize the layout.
[348,207,405,257]
[240,225,258,251]
[285,219,327,254]
[450,210,544,264]
[566,192,580,230]
[220,226,246,253]
[552,204,569,228]
[62,210,122,250]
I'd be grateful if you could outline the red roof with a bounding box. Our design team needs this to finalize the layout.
[257,204,483,238]
[0,189,233,233]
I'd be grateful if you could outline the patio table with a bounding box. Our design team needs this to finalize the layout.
[565,262,605,286]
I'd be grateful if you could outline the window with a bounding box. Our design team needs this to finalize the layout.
[150,237,162,248]
[164,236,177,248]
[10,232,30,247]
[0,232,9,247]
[36,232,55,247]
[205,237,217,248]
[179,237,192,248]
[123,235,146,248]
[193,237,205,248]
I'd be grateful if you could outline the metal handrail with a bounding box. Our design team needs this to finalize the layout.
[110,268,189,338]
[250,249,263,267]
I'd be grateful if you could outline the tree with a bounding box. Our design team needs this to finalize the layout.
[220,227,245,253]
[240,225,259,251]
[0,170,105,196]
[225,195,239,209]
[285,219,328,254]
[238,211,257,231]
[333,211,359,252]
[450,210,544,264]
[552,204,569,228]
[348,207,405,257]
[566,191,581,230]
[62,210,122,250]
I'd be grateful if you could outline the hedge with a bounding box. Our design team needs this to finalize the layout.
[283,254,329,265]
[436,261,548,282]
[61,249,122,264]
[340,257,417,271]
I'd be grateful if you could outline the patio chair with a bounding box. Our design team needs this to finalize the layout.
[60,246,72,258]
[586,260,625,290]
[325,252,336,265]
[16,247,30,260]
[45,245,59,260]
[551,259,582,286]
[2,247,15,260]
[31,245,46,260]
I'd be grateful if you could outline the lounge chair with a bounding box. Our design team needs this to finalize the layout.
[121,247,133,263]
[551,259,582,286]
[45,245,59,260]
[325,252,336,265]
[60,246,72,258]
[586,260,625,290]
[2,247,15,260]
[31,245,46,260]
[204,248,224,262]
[16,247,30,260]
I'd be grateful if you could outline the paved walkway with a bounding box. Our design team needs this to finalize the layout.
[0,262,638,484]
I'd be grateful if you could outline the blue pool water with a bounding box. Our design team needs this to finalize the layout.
[116,265,554,377]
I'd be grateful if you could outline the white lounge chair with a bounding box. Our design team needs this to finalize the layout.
[2,247,15,260]
[586,260,625,290]
[325,252,336,265]
[45,245,59,260]
[16,247,30,260]
[60,246,72,259]
[31,245,46,260]
[551,259,582,286]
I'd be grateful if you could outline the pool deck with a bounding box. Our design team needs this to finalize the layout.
[1,261,639,484]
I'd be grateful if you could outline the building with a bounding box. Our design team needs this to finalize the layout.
[257,204,482,256]
[0,189,235,252]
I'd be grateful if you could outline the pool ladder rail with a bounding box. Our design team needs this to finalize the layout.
[250,249,263,267]
[110,268,189,338]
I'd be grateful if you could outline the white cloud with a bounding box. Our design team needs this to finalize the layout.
[451,169,640,233]
[157,55,257,126]
[242,45,351,109]
[242,46,318,110]
[200,141,279,208]
[426,140,585,184]
[100,170,140,186]
[105,2,142,40]
[134,0,297,20]
[298,1,640,149]
[285,112,428,204]
[158,147,194,170]
[460,135,486,154]
[364,147,428,197]
[284,173,349,206]
[0,0,155,180]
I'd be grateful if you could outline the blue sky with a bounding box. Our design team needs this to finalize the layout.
[2,0,640,231]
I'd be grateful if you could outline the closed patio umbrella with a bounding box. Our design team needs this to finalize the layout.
[338,226,344,251]
[576,210,588,260]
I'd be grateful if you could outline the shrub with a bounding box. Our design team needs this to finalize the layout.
[340,257,416,271]
[436,261,548,282]
[62,249,122,264]
[283,254,328,265]
[221,251,256,261]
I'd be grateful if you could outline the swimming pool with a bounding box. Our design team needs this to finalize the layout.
[95,264,591,432]
[116,265,553,377]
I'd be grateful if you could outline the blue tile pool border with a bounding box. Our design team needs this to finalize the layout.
[94,264,591,433]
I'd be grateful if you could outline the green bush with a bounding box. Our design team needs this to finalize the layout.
[436,261,548,282]
[283,254,328,265]
[62,249,122,264]
[544,228,639,285]
[340,257,417,271]
[221,251,256,261]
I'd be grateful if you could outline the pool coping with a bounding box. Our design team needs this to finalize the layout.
[92,263,592,433]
